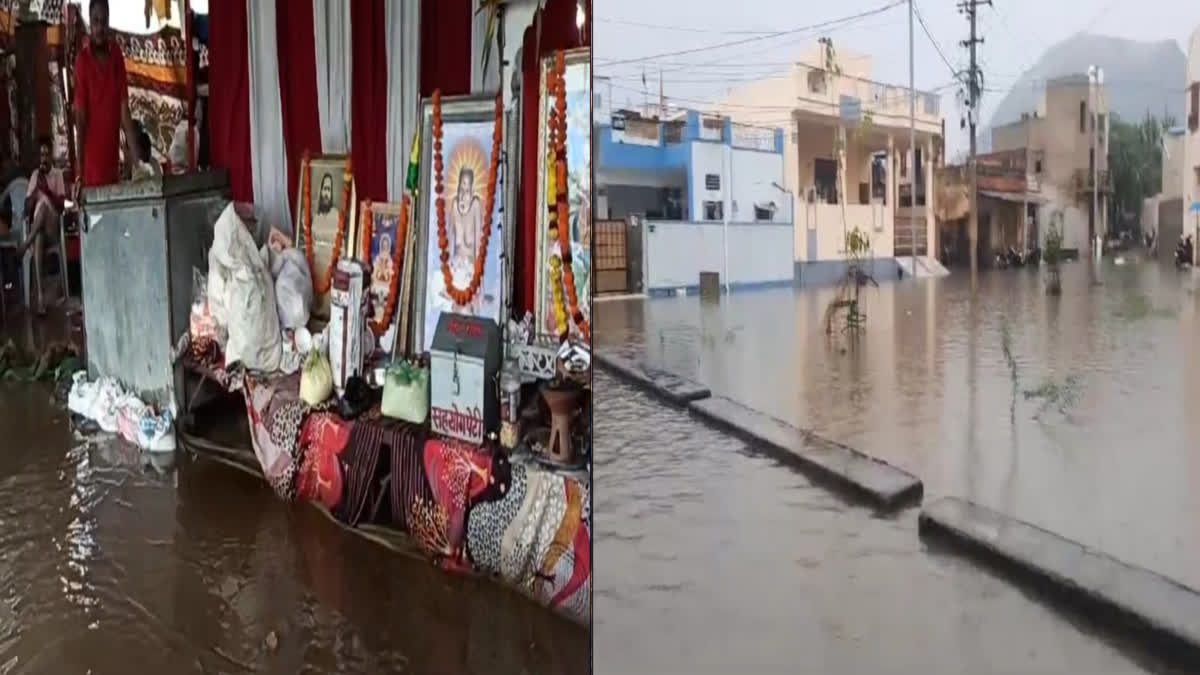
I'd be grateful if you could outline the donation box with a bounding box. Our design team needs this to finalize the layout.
[81,171,231,413]
[429,313,501,445]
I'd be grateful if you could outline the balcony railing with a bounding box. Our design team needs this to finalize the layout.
[1073,169,1112,194]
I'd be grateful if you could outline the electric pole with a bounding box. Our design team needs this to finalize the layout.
[908,0,916,274]
[959,0,990,289]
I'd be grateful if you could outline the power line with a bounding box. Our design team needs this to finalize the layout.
[595,17,777,35]
[914,1,959,79]
[597,1,905,68]
[607,79,958,115]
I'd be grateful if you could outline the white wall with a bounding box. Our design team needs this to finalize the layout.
[795,202,894,260]
[690,142,725,221]
[689,143,790,223]
[644,222,794,290]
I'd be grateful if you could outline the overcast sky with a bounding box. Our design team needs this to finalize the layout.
[594,0,1197,156]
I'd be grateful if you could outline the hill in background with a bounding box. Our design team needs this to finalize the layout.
[987,33,1186,130]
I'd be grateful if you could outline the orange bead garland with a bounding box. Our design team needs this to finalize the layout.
[546,51,590,342]
[303,151,353,295]
[432,89,504,308]
[359,196,411,336]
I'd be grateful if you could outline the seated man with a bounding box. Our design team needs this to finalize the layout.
[133,126,162,180]
[20,136,66,314]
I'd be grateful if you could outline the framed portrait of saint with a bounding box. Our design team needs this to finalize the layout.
[295,153,358,319]
[355,201,415,355]
[535,48,591,341]
[411,94,505,354]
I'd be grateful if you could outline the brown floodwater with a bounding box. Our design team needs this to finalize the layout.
[593,259,1194,673]
[0,315,587,674]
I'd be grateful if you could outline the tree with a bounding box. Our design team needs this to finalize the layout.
[1108,113,1173,235]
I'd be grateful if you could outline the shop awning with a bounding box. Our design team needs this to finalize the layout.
[980,190,1047,204]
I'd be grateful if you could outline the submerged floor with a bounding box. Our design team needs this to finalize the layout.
[593,260,1195,673]
[0,314,586,674]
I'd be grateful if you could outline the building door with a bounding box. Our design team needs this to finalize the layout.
[806,201,818,261]
[594,219,630,294]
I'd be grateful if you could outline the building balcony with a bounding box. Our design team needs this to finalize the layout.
[1073,168,1112,194]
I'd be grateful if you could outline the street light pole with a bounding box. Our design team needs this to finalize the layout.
[909,0,916,273]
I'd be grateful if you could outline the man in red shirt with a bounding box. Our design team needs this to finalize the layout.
[74,0,138,197]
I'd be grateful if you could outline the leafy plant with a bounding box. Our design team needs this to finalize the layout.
[1023,374,1081,421]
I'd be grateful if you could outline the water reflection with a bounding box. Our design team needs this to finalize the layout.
[593,370,1178,673]
[0,383,586,674]
[595,261,1199,672]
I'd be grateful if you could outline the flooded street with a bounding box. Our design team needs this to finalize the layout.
[0,319,586,673]
[594,260,1195,673]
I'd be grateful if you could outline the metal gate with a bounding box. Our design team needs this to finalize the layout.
[594,219,630,294]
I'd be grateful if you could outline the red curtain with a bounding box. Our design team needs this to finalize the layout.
[350,0,388,203]
[420,0,471,97]
[516,0,589,316]
[275,0,321,217]
[205,0,252,202]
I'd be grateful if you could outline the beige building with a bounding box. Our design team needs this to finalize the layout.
[1185,26,1200,253]
[989,75,1111,254]
[1144,127,1186,246]
[722,43,944,282]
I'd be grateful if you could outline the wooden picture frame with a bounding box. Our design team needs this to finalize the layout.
[356,200,416,355]
[294,153,358,320]
[534,48,592,341]
[410,94,506,355]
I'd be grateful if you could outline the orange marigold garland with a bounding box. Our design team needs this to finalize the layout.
[432,90,504,308]
[303,151,353,295]
[359,196,411,336]
[547,51,590,342]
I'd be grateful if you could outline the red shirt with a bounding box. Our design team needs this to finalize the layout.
[74,40,128,187]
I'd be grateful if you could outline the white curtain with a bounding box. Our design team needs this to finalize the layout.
[312,0,352,154]
[247,0,291,232]
[385,0,421,203]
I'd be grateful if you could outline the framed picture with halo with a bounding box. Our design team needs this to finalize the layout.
[410,94,506,355]
[355,200,416,355]
[294,153,358,319]
[534,47,591,341]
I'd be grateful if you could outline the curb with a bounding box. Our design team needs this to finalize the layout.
[920,497,1200,665]
[688,395,922,510]
[593,350,711,406]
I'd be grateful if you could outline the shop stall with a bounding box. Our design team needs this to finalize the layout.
[58,0,593,627]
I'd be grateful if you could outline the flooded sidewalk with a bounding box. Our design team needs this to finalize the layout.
[594,261,1196,673]
[0,314,587,674]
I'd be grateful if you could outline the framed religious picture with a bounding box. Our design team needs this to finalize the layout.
[354,200,415,354]
[295,153,358,319]
[535,48,591,342]
[411,93,506,354]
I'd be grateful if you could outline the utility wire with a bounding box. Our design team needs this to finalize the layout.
[596,17,777,35]
[597,0,905,68]
[607,79,959,114]
[913,1,959,79]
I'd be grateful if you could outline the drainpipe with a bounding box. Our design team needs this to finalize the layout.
[723,143,731,295]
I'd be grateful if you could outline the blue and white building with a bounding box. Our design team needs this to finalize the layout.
[594,107,794,296]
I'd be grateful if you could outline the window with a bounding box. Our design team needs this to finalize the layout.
[1035,159,1043,174]
[703,200,723,221]
[900,151,907,178]
[807,69,826,94]
[1097,114,1107,149]
[814,158,838,204]
[1080,101,1087,133]
[705,173,720,191]
[754,204,775,222]
[1190,83,1199,132]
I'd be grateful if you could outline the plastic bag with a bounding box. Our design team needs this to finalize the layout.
[208,203,282,372]
[268,245,313,330]
[300,348,333,406]
[190,268,226,345]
